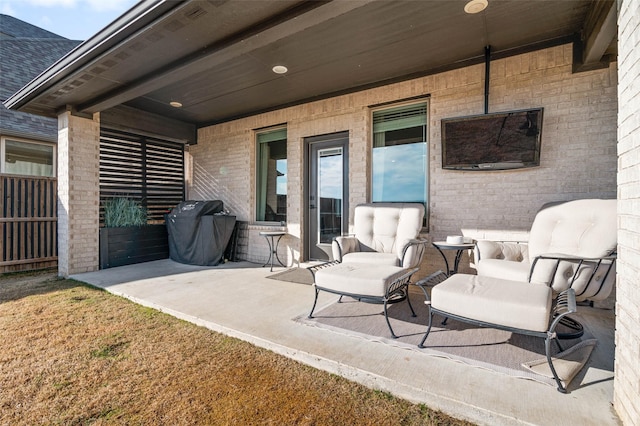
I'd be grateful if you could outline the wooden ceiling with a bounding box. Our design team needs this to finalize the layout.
[8,0,616,128]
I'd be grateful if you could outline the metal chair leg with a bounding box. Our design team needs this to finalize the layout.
[418,307,433,348]
[406,289,416,317]
[308,288,320,319]
[383,299,398,339]
[545,333,567,393]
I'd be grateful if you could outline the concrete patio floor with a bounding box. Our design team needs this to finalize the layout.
[73,259,620,426]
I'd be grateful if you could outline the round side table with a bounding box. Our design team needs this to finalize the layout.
[259,231,287,272]
[432,241,475,276]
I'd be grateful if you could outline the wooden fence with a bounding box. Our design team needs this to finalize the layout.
[0,175,57,273]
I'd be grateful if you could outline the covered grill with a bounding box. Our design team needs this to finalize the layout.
[166,200,236,266]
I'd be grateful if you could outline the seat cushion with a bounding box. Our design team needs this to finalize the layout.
[431,274,552,332]
[314,263,407,297]
[342,252,400,266]
[476,258,530,282]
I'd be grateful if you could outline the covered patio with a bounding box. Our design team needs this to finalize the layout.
[4,0,638,423]
[73,259,618,426]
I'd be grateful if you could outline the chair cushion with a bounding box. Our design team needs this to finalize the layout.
[314,263,407,297]
[431,274,552,332]
[353,203,424,258]
[475,258,530,282]
[342,252,400,266]
[527,199,617,297]
[528,199,617,260]
[475,199,617,302]
[332,236,359,261]
[475,240,528,262]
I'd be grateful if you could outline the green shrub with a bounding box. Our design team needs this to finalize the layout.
[103,197,148,227]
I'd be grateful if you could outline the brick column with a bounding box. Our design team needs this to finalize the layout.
[615,0,640,424]
[57,111,100,277]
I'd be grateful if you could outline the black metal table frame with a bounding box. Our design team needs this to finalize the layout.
[260,231,287,272]
[432,241,476,276]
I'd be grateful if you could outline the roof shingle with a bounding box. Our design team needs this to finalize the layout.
[0,14,81,141]
[0,14,68,40]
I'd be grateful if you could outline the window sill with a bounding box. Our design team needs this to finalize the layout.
[249,222,287,232]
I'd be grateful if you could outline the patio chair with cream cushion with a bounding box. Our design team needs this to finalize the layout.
[419,199,616,393]
[474,199,617,302]
[307,203,427,338]
[331,202,427,268]
[473,198,617,336]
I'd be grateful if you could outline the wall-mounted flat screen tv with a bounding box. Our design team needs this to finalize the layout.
[441,108,543,171]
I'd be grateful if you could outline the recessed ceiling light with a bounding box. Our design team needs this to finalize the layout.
[169,101,182,108]
[272,65,288,74]
[464,0,488,14]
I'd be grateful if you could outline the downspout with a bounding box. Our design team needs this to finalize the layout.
[484,45,491,114]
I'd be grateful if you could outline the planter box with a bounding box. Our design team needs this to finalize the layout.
[99,224,169,269]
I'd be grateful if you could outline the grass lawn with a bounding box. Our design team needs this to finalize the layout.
[0,270,473,425]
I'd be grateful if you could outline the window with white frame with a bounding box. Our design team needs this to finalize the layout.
[256,127,287,223]
[372,102,428,225]
[1,137,55,177]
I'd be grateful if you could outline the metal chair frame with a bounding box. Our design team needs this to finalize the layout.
[419,287,578,393]
[308,261,419,338]
[528,253,616,339]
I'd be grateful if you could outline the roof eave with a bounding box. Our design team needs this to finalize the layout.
[3,0,182,115]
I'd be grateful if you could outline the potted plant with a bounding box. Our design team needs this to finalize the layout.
[99,197,169,269]
[103,197,148,228]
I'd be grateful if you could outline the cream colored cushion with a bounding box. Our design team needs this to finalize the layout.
[526,199,617,299]
[342,252,399,266]
[476,258,529,282]
[314,263,407,297]
[475,199,617,302]
[353,203,423,256]
[431,274,552,333]
[332,236,359,261]
[476,240,529,262]
[332,203,425,268]
[528,199,617,259]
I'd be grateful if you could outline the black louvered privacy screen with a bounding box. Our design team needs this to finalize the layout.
[100,128,185,224]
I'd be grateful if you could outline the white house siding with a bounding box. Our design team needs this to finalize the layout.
[615,0,640,424]
[191,43,617,276]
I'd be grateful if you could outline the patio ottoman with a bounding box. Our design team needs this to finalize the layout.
[418,273,578,393]
[430,274,553,332]
[307,261,418,338]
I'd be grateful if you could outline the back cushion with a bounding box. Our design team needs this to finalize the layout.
[354,203,424,257]
[527,199,617,300]
[528,199,617,260]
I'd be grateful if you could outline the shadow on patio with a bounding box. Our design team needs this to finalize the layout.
[73,259,618,426]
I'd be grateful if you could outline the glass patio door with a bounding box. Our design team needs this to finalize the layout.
[306,133,348,261]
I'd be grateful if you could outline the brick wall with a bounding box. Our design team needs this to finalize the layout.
[615,0,640,424]
[191,43,617,272]
[57,111,100,276]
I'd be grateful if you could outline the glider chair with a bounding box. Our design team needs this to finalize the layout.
[307,203,427,338]
[473,198,617,336]
[331,202,427,269]
[420,199,616,392]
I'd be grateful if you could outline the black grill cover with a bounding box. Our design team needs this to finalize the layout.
[166,200,236,266]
